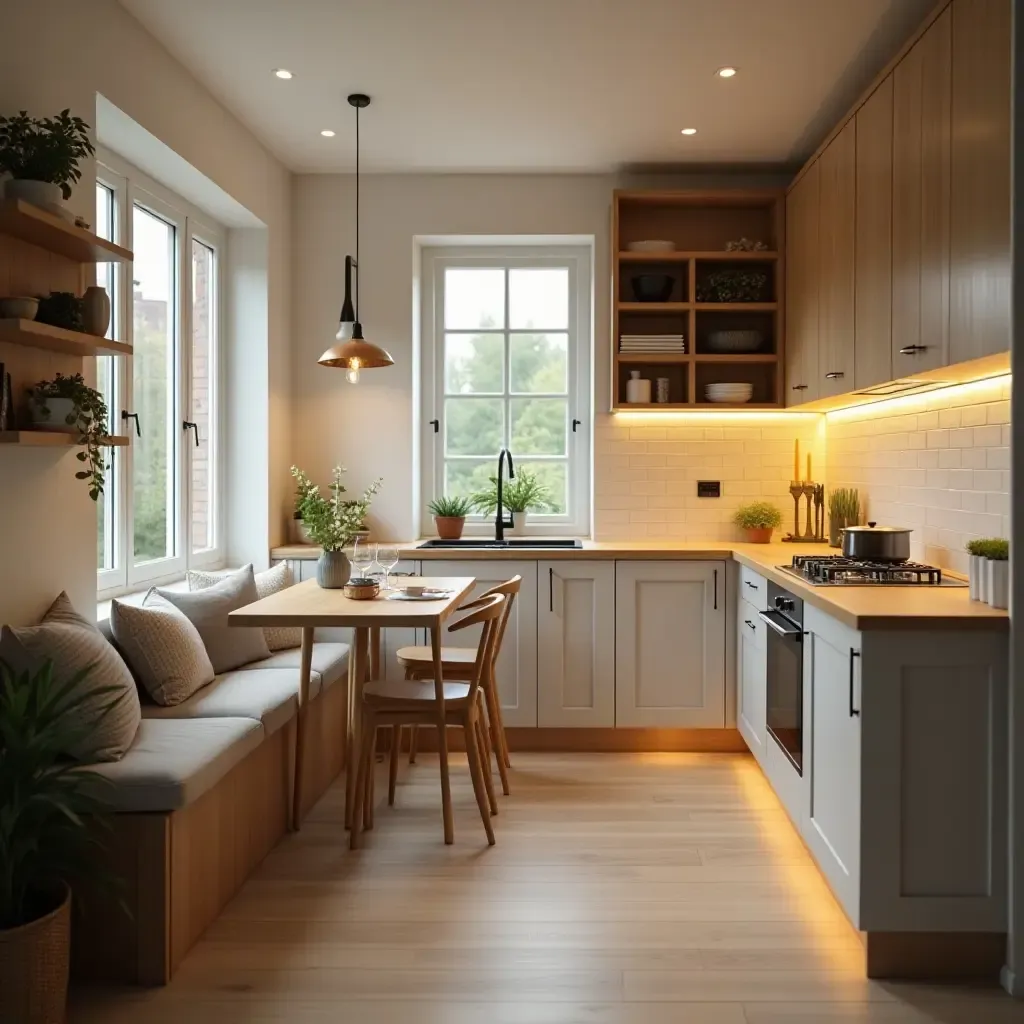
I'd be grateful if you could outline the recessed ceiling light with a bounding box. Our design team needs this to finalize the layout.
[273,68,293,80]
[680,128,698,136]
[320,130,336,137]
[716,66,738,78]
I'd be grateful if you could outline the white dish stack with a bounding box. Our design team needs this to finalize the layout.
[704,382,753,404]
[619,334,686,354]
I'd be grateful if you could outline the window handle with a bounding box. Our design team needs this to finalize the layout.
[183,421,200,447]
[121,411,141,437]
[429,419,439,434]
[572,418,582,433]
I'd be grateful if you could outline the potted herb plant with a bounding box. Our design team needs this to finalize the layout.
[968,538,1009,609]
[0,110,95,219]
[472,468,551,535]
[26,373,109,501]
[291,465,382,588]
[827,487,860,548]
[0,661,119,1024]
[428,495,473,540]
[733,501,783,544]
[966,538,990,602]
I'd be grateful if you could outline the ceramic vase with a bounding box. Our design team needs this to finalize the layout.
[968,554,986,601]
[510,512,528,536]
[316,549,351,589]
[82,286,111,336]
[986,559,1009,610]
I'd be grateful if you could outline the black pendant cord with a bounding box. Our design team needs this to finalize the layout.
[354,99,359,319]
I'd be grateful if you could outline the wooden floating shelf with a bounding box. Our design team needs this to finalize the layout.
[618,250,779,262]
[0,319,132,357]
[617,302,690,313]
[0,199,133,264]
[694,302,777,312]
[0,431,130,447]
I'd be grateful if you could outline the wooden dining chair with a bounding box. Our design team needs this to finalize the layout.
[350,593,505,848]
[396,576,520,797]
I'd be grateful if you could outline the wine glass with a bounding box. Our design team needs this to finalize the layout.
[377,543,399,591]
[350,536,373,579]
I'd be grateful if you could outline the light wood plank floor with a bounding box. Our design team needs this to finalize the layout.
[72,752,1019,1023]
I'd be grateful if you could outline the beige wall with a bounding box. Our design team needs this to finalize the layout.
[0,0,291,624]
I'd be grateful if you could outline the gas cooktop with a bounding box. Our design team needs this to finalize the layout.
[777,555,968,587]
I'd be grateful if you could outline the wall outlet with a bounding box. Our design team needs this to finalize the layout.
[697,480,721,498]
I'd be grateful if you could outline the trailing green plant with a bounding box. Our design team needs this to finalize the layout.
[428,495,474,518]
[27,372,109,500]
[0,109,95,200]
[828,487,860,524]
[696,269,769,303]
[472,468,551,515]
[36,291,85,332]
[291,465,382,551]
[0,660,121,930]
[733,501,783,531]
[970,538,1009,560]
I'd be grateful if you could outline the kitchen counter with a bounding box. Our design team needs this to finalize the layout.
[270,541,1008,633]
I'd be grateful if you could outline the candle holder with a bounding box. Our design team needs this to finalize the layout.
[782,480,827,543]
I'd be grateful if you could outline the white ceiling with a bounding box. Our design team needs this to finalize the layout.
[119,0,936,175]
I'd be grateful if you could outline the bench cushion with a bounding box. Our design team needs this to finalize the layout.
[246,643,350,693]
[88,717,264,812]
[141,668,300,737]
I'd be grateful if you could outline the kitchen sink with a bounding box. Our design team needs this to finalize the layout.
[417,539,583,550]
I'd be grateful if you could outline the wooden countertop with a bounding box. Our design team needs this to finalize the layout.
[270,541,1008,633]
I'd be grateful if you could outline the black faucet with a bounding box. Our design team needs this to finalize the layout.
[495,447,515,543]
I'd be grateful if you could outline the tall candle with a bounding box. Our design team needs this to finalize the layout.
[806,453,812,482]
[793,439,800,482]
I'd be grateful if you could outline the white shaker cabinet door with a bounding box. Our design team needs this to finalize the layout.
[427,560,538,726]
[615,561,727,728]
[737,597,768,763]
[537,561,615,727]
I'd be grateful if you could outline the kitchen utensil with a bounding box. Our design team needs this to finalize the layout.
[0,296,39,320]
[705,329,763,353]
[841,522,912,562]
[626,240,675,253]
[631,274,674,302]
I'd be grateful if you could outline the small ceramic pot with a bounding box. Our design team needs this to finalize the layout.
[510,511,528,536]
[986,559,1009,610]
[28,396,78,433]
[969,554,986,602]
[434,515,465,540]
[0,296,39,320]
[82,286,111,336]
[316,549,351,589]
[745,527,774,544]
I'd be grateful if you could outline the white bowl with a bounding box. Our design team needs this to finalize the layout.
[705,383,753,404]
[0,296,39,321]
[626,240,676,253]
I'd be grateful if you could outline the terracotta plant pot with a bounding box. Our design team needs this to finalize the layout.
[434,516,466,540]
[0,885,71,1024]
[745,527,774,544]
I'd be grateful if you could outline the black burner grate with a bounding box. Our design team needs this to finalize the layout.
[790,555,943,585]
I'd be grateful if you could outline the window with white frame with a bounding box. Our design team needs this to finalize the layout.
[96,152,224,597]
[421,246,592,536]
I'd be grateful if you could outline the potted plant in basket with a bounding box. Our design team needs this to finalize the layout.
[472,468,551,535]
[733,501,783,544]
[0,661,120,1024]
[26,373,109,501]
[0,109,95,219]
[428,495,474,541]
[291,465,382,588]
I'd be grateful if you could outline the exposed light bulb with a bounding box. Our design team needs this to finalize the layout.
[346,358,362,385]
[680,128,698,136]
[273,68,293,80]
[716,66,738,78]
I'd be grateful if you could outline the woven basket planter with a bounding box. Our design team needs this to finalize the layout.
[0,886,71,1024]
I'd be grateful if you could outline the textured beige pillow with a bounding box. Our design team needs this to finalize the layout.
[188,562,300,652]
[111,593,215,706]
[0,592,141,762]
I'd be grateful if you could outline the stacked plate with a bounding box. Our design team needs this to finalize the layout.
[620,334,686,353]
[705,382,753,404]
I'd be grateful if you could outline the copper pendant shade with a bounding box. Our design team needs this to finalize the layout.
[318,93,393,378]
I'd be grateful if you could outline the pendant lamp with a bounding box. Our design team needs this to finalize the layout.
[318,93,394,383]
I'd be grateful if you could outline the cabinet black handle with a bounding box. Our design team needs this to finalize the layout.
[429,419,439,434]
[791,384,808,391]
[572,418,582,432]
[849,649,861,717]
[899,345,928,355]
[121,411,141,437]
[744,619,756,631]
[825,372,845,380]
[183,421,199,447]
[548,566,554,612]
[713,569,718,610]
[744,580,757,590]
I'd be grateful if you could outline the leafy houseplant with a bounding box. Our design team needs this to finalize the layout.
[696,269,770,303]
[291,465,382,588]
[827,487,860,548]
[0,660,119,1024]
[0,110,95,212]
[472,469,552,535]
[26,373,109,501]
[35,292,85,333]
[733,501,783,544]
[428,495,474,541]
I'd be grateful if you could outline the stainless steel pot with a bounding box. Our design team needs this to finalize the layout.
[841,522,912,562]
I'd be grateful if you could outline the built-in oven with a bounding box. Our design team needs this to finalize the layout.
[759,582,804,775]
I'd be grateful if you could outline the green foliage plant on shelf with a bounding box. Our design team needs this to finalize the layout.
[696,269,769,303]
[971,538,1009,560]
[0,110,95,200]
[36,292,85,332]
[291,465,382,552]
[472,468,552,515]
[733,501,783,543]
[827,487,861,547]
[26,372,109,500]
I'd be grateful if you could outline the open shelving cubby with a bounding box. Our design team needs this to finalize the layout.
[612,189,785,410]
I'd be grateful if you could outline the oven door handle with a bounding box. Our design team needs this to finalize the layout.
[758,610,804,639]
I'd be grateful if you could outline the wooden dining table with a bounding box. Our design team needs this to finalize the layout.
[229,575,476,835]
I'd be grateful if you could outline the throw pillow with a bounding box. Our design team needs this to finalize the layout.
[188,562,300,652]
[0,592,141,762]
[111,593,215,706]
[158,565,270,673]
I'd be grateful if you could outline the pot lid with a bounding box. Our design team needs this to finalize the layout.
[843,522,911,534]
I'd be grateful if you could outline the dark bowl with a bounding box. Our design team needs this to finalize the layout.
[631,274,675,303]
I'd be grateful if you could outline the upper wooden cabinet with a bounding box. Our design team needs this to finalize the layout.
[854,77,894,390]
[949,0,1012,363]
[785,161,820,405]
[817,120,857,398]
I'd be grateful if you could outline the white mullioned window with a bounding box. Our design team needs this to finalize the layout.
[420,245,592,536]
[96,150,225,598]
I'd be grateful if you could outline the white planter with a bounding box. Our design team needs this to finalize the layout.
[969,554,986,601]
[509,511,528,536]
[986,558,1009,610]
[29,396,78,433]
[3,178,70,220]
